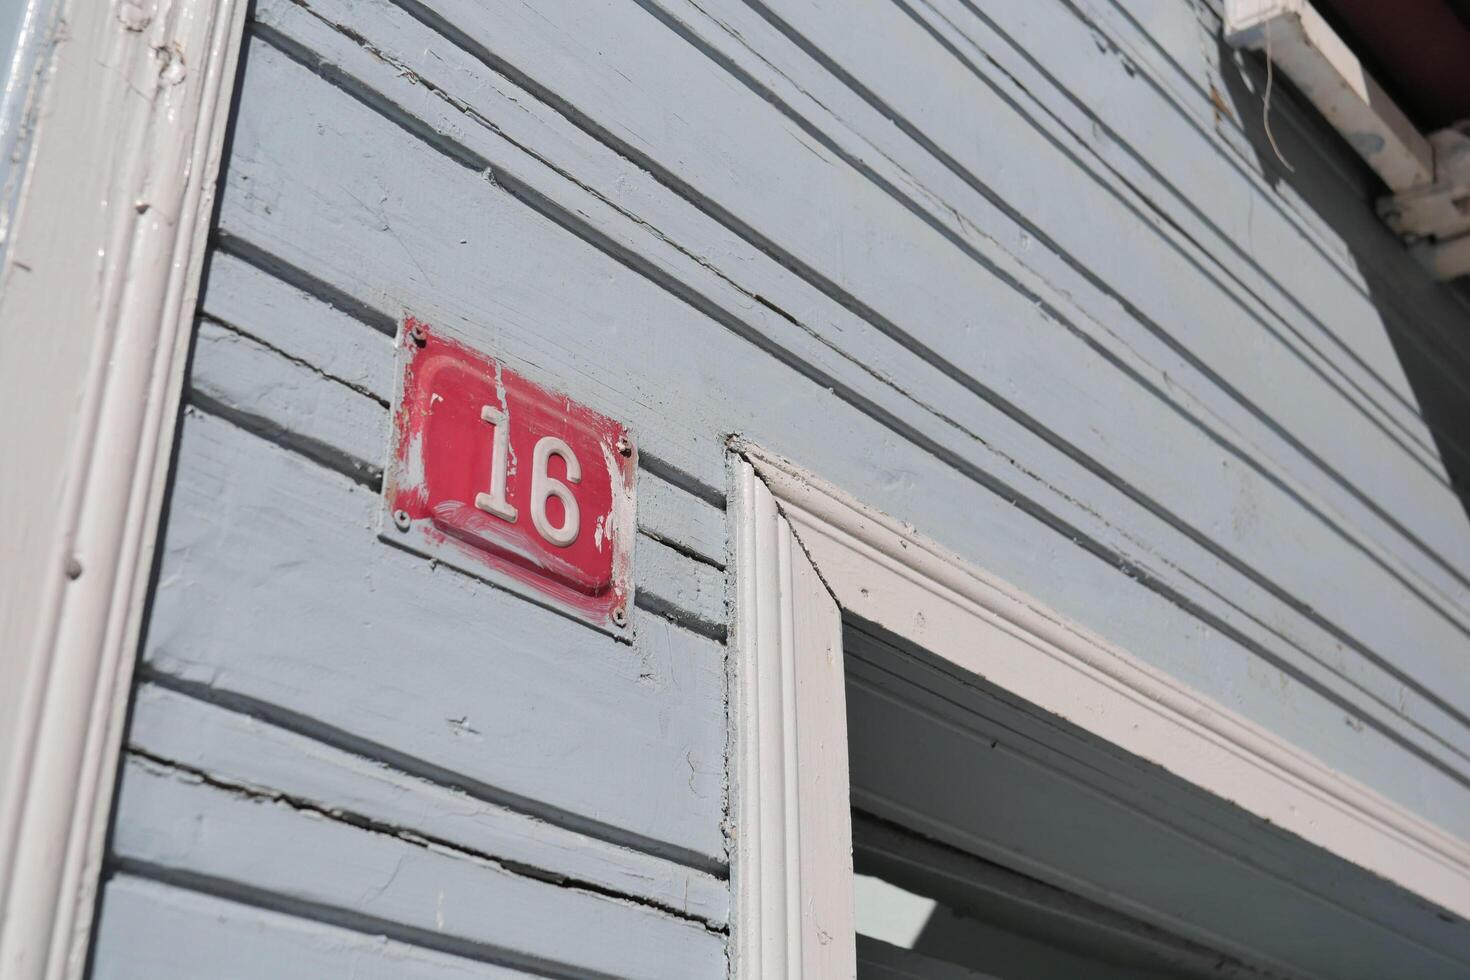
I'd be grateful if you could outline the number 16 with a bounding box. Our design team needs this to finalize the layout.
[475,406,582,548]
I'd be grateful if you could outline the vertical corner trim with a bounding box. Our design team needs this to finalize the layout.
[0,0,252,976]
[731,458,856,979]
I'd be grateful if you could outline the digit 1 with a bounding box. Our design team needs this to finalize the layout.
[475,405,518,522]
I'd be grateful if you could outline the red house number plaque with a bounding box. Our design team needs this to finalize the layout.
[381,319,636,631]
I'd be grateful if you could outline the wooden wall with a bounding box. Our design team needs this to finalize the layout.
[89,0,1470,975]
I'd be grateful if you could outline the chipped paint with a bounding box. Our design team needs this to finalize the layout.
[381,318,636,631]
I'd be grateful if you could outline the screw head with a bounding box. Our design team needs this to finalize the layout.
[407,324,427,348]
[392,509,412,532]
[612,604,628,628]
[616,435,633,458]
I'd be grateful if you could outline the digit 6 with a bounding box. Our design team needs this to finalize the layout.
[530,436,580,547]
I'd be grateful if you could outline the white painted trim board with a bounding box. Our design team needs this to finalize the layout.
[729,439,1470,977]
[0,0,249,975]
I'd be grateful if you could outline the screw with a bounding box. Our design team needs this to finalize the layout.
[616,435,633,458]
[407,324,427,348]
[612,604,628,628]
[392,509,412,532]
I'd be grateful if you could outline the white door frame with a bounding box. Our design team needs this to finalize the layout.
[729,442,1470,978]
[0,0,248,976]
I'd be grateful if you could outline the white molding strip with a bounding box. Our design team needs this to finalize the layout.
[732,440,1470,926]
[731,459,856,979]
[0,0,249,974]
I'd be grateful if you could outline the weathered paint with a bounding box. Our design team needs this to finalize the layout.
[383,318,636,629]
[82,0,1470,975]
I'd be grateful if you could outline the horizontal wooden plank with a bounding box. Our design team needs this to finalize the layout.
[1064,0,1470,492]
[1059,0,1371,277]
[110,755,725,979]
[1072,0,1470,422]
[636,534,726,639]
[638,467,726,568]
[190,318,385,483]
[910,0,1434,424]
[217,16,1470,798]
[625,0,1470,614]
[213,24,1470,824]
[145,408,727,864]
[243,0,1470,663]
[878,0,1470,521]
[386,0,1470,600]
[127,683,729,925]
[93,875,534,979]
[202,248,397,403]
[1072,0,1408,282]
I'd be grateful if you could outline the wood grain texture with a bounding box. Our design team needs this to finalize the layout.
[145,408,727,865]
[126,683,729,926]
[93,875,534,979]
[700,0,1470,601]
[93,0,1470,972]
[201,248,397,404]
[367,0,1469,591]
[213,9,1470,825]
[637,468,726,569]
[189,318,386,484]
[636,534,727,639]
[109,755,725,979]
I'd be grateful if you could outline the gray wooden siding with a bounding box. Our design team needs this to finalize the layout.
[92,0,1470,974]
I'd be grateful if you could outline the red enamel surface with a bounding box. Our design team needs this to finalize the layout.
[385,319,633,622]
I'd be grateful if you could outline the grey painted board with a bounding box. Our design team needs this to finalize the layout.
[214,16,1470,831]
[637,467,726,569]
[110,755,725,979]
[202,248,398,404]
[93,875,533,979]
[190,318,387,484]
[127,682,729,926]
[376,0,1470,605]
[1054,0,1470,503]
[754,0,1436,469]
[844,630,1470,980]
[914,0,1433,432]
[1087,0,1470,407]
[246,0,1470,669]
[1074,0,1412,289]
[145,408,727,865]
[727,0,1470,600]
[661,0,1470,606]
[635,533,726,639]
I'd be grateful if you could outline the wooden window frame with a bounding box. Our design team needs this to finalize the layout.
[728,442,1470,978]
